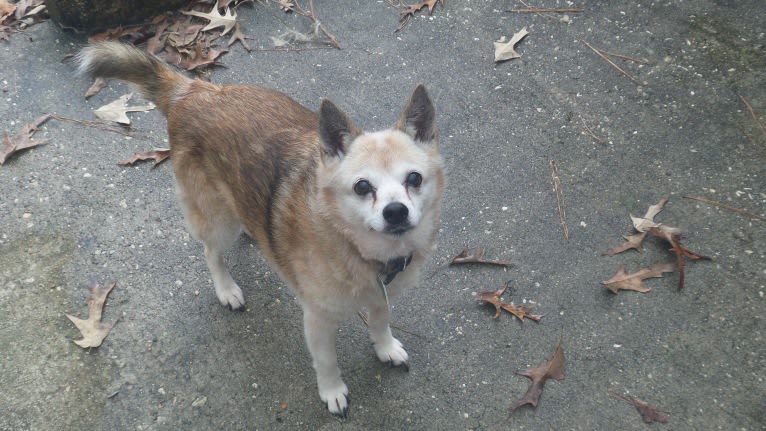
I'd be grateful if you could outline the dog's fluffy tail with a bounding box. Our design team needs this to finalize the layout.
[76,42,191,115]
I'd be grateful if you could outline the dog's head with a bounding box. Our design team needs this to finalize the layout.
[317,85,445,261]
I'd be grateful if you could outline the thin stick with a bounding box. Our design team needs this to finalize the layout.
[598,49,648,64]
[50,114,133,137]
[582,39,638,83]
[357,311,423,338]
[514,0,553,19]
[574,115,605,144]
[507,8,583,13]
[550,160,570,239]
[683,195,766,222]
[735,123,766,155]
[290,0,341,49]
[739,95,766,141]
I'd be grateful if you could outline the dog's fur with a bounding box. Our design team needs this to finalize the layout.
[77,42,445,417]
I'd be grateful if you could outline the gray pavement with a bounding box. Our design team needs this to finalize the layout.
[1,1,765,430]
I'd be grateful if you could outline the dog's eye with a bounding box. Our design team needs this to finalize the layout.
[354,179,373,196]
[405,172,422,188]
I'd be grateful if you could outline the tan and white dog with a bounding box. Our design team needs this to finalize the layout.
[77,42,445,417]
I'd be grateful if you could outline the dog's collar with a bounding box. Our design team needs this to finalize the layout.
[376,254,413,307]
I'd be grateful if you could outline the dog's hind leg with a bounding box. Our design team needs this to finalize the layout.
[367,302,409,370]
[176,182,245,310]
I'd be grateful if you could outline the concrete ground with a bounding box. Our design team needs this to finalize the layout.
[1,1,764,430]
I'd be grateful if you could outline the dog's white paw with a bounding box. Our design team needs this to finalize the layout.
[374,337,409,370]
[319,381,350,418]
[214,281,245,310]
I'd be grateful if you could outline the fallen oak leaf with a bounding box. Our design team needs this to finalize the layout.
[609,389,670,424]
[630,197,668,232]
[601,232,647,256]
[600,262,675,293]
[84,77,107,99]
[94,93,155,125]
[510,340,565,412]
[494,27,528,62]
[400,0,444,19]
[118,148,171,169]
[182,2,237,36]
[66,282,119,348]
[603,197,679,255]
[227,22,251,51]
[476,281,542,322]
[0,114,51,165]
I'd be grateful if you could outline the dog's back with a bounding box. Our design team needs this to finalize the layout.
[78,42,321,268]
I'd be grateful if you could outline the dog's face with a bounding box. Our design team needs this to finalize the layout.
[317,86,445,261]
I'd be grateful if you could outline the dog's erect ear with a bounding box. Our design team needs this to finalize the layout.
[319,99,361,157]
[396,84,437,144]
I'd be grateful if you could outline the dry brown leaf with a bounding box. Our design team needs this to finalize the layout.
[600,262,675,293]
[494,27,529,62]
[66,282,118,348]
[182,3,237,36]
[603,197,677,255]
[0,114,51,165]
[94,93,155,125]
[602,232,647,256]
[510,341,565,412]
[476,282,542,322]
[609,389,670,424]
[400,0,444,18]
[227,22,251,51]
[118,148,171,168]
[84,77,107,99]
[630,197,668,232]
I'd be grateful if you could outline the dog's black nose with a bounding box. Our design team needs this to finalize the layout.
[383,202,409,225]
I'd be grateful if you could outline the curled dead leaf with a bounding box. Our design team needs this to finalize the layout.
[510,340,565,412]
[476,281,542,322]
[94,93,155,125]
[601,262,675,293]
[118,148,171,168]
[0,114,51,165]
[66,282,119,348]
[494,27,528,62]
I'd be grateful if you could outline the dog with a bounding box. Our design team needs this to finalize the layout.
[77,42,445,417]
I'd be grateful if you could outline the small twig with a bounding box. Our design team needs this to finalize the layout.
[248,45,335,52]
[683,195,766,222]
[573,115,605,144]
[513,0,553,19]
[597,49,648,64]
[289,0,341,49]
[581,39,638,83]
[507,7,583,13]
[357,311,423,338]
[50,114,133,137]
[549,160,570,240]
[739,95,766,142]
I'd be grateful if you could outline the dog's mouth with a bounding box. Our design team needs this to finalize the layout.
[383,224,413,236]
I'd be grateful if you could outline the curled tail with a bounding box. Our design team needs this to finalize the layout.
[76,42,191,114]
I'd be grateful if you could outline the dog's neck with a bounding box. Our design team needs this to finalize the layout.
[374,254,413,307]
[378,254,413,285]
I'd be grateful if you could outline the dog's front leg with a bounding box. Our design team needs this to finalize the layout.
[367,303,409,370]
[303,308,349,417]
